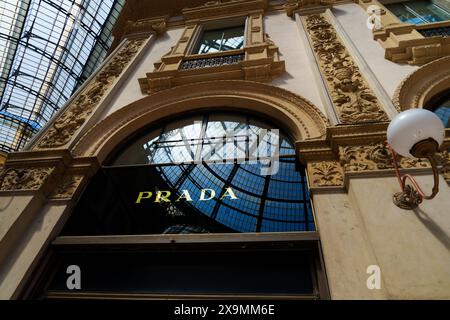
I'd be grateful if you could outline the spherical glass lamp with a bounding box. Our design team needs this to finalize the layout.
[387,108,445,158]
[386,108,445,209]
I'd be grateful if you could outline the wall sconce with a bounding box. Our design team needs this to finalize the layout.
[387,109,445,210]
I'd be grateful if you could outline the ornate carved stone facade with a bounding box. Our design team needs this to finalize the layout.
[438,151,450,184]
[49,173,84,200]
[284,0,334,17]
[303,14,389,124]
[0,167,54,191]
[339,143,431,172]
[72,80,328,158]
[393,56,450,111]
[138,0,285,94]
[308,161,344,188]
[35,39,146,150]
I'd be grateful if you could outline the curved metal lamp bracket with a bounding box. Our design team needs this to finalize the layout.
[388,139,440,210]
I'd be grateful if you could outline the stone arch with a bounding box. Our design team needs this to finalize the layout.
[394,56,450,111]
[73,80,329,162]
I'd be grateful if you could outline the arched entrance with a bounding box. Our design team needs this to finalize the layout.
[26,81,330,300]
[72,80,328,161]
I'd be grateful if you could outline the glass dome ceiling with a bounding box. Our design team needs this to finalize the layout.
[0,0,124,152]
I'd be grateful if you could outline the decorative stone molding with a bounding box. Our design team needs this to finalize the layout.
[298,123,450,191]
[439,151,450,184]
[122,16,168,37]
[303,14,389,124]
[50,173,84,200]
[182,0,268,21]
[138,4,285,94]
[0,151,6,168]
[284,0,334,17]
[0,167,54,191]
[34,39,146,150]
[307,161,344,188]
[72,80,328,160]
[110,15,168,51]
[393,56,450,111]
[360,0,450,65]
[339,143,431,173]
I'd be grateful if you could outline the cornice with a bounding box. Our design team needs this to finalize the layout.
[284,0,335,17]
[182,0,268,21]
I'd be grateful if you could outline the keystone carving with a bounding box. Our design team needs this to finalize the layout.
[36,39,145,149]
[304,14,388,124]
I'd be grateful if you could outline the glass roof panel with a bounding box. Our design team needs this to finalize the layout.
[0,0,124,152]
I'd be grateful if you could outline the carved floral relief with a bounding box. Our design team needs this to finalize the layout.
[50,173,84,199]
[339,143,436,172]
[308,161,344,187]
[0,167,54,191]
[304,14,388,124]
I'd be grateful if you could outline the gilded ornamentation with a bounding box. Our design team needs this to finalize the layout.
[309,161,344,187]
[50,174,83,199]
[304,14,388,124]
[0,167,54,191]
[36,39,145,149]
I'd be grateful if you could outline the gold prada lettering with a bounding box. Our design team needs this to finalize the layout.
[175,190,193,202]
[135,188,238,204]
[199,189,215,201]
[220,187,238,200]
[155,190,171,202]
[136,191,152,203]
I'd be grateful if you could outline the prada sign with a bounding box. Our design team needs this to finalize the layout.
[64,156,311,235]
[135,188,238,203]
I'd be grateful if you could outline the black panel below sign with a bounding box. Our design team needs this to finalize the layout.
[46,249,315,296]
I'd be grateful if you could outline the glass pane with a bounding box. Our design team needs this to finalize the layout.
[63,156,315,235]
[433,97,450,128]
[386,0,450,25]
[0,0,125,152]
[387,3,426,24]
[81,112,314,235]
[111,112,293,166]
[196,25,244,54]
[408,0,450,23]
